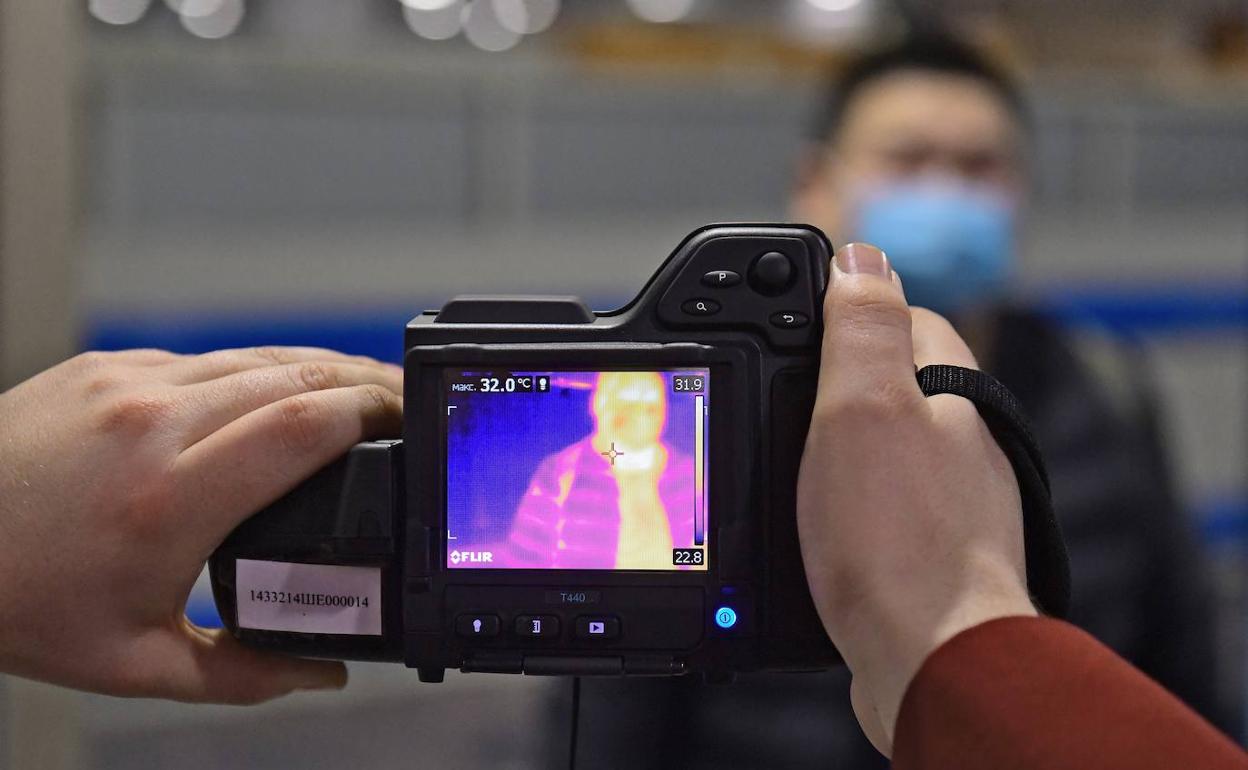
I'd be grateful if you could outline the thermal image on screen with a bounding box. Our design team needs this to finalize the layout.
[445,369,709,571]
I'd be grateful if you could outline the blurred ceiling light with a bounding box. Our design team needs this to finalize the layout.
[787,0,871,40]
[177,0,225,16]
[179,0,245,38]
[463,0,521,52]
[400,0,458,11]
[402,0,464,40]
[804,0,861,11]
[89,0,152,25]
[624,0,697,24]
[493,0,560,35]
[171,0,225,17]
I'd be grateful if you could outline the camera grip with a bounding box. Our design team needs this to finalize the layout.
[207,440,406,661]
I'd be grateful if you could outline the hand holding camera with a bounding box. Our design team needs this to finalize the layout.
[798,242,1036,754]
[0,345,401,703]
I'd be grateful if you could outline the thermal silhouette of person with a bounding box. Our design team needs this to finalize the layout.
[502,372,699,570]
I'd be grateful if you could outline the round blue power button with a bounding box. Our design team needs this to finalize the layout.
[714,606,738,629]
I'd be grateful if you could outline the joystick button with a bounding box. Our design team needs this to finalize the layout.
[681,298,721,316]
[769,311,810,329]
[700,270,741,288]
[749,251,794,295]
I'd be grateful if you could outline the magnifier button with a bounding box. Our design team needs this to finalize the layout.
[681,298,721,316]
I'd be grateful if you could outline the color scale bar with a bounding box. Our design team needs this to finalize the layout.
[694,393,705,546]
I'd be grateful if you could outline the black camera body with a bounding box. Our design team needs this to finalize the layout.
[210,224,841,682]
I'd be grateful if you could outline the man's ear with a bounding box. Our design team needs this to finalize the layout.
[792,142,830,197]
[789,142,842,233]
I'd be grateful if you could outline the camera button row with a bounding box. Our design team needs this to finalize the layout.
[455,614,500,638]
[681,298,721,316]
[700,269,741,288]
[769,311,810,329]
[575,615,621,640]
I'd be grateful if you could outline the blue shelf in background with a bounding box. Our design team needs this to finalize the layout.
[1034,284,1247,336]
[87,306,419,365]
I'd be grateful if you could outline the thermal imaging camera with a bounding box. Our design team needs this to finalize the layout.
[208,224,1069,682]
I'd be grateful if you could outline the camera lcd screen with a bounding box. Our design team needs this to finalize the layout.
[444,369,710,571]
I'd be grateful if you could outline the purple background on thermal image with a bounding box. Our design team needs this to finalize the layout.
[445,370,707,565]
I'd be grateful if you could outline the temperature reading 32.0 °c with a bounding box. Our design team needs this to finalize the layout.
[479,376,533,393]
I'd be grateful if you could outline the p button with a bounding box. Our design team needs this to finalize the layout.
[700,270,741,288]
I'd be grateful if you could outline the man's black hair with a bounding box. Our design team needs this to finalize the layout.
[808,34,1029,143]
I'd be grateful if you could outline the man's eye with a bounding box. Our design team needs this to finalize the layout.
[959,153,1009,180]
[882,148,930,172]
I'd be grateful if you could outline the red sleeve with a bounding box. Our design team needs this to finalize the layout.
[893,616,1247,770]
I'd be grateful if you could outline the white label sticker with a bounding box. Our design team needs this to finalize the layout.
[235,559,382,636]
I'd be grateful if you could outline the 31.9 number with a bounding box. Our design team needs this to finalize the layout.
[672,376,705,393]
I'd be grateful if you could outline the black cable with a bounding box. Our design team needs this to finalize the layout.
[567,676,581,770]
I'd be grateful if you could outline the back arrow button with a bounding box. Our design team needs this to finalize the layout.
[769,311,810,328]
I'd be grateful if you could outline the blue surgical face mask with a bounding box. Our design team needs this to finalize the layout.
[849,180,1017,314]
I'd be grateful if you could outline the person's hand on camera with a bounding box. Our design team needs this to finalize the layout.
[797,243,1036,756]
[0,347,402,703]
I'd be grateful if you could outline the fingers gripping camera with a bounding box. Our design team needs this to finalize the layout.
[208,224,1069,683]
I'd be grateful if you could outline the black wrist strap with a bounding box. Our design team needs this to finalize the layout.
[916,365,1072,619]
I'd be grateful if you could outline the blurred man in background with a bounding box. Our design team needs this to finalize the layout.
[577,33,1235,768]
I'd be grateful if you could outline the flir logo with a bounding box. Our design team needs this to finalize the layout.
[449,550,494,565]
